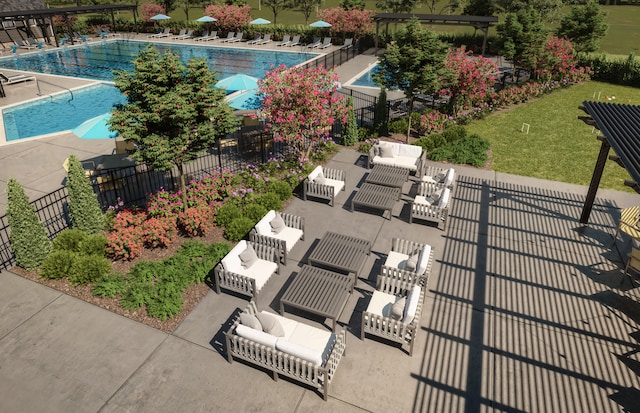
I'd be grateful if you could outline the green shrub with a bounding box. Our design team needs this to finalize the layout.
[6,178,52,270]
[268,180,293,201]
[40,250,77,280]
[121,282,154,311]
[53,229,87,252]
[70,255,111,285]
[225,217,254,242]
[389,118,408,134]
[243,203,268,222]
[129,260,163,283]
[177,240,209,259]
[92,272,128,298]
[343,96,359,146]
[65,154,104,235]
[441,125,467,143]
[146,282,183,321]
[578,52,640,86]
[79,234,108,256]
[215,203,242,227]
[374,88,388,135]
[256,192,282,212]
[207,242,232,263]
[429,134,490,167]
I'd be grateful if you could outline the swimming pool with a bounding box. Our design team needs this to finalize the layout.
[0,40,318,142]
[351,64,380,88]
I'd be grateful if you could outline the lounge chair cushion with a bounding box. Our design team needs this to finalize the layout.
[380,145,395,158]
[270,212,286,234]
[276,339,323,365]
[417,245,431,275]
[239,243,258,268]
[443,168,456,186]
[366,290,402,318]
[256,312,285,337]
[390,296,406,320]
[403,285,422,324]
[438,188,451,208]
[414,195,432,206]
[240,312,263,330]
[236,324,278,349]
[404,253,419,272]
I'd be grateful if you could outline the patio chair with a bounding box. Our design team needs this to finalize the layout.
[422,166,456,189]
[220,32,235,42]
[624,240,640,286]
[14,39,36,50]
[0,72,36,85]
[170,29,186,39]
[340,38,353,49]
[256,33,272,45]
[246,34,262,45]
[361,275,426,356]
[275,34,291,46]
[203,31,218,41]
[409,182,452,230]
[612,206,640,243]
[175,29,194,40]
[149,28,171,38]
[286,35,300,47]
[306,37,321,49]
[303,165,346,207]
[227,32,243,43]
[249,210,304,265]
[381,238,434,286]
[193,30,209,41]
[213,240,280,305]
[318,37,332,49]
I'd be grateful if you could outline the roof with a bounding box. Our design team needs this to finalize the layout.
[581,101,640,187]
[0,0,46,13]
[372,13,498,27]
[0,4,137,20]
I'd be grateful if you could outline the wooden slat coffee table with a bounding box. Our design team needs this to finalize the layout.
[351,183,401,220]
[366,164,410,189]
[308,231,371,278]
[280,265,354,332]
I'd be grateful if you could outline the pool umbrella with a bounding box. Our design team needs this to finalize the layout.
[309,20,331,28]
[150,14,171,20]
[196,15,217,23]
[215,74,259,92]
[249,18,271,25]
[226,89,262,110]
[72,113,118,140]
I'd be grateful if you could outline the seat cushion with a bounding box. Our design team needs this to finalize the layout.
[221,240,248,273]
[255,210,277,235]
[417,245,432,275]
[234,259,278,291]
[384,251,409,270]
[325,177,345,195]
[269,227,303,252]
[366,290,403,318]
[414,195,432,206]
[403,285,422,324]
[443,168,456,186]
[235,324,278,349]
[275,339,323,365]
[438,188,451,208]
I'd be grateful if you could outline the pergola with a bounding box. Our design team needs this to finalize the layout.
[0,4,138,47]
[579,102,640,224]
[372,13,499,55]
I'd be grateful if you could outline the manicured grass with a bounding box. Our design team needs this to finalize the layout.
[598,5,640,55]
[464,81,640,192]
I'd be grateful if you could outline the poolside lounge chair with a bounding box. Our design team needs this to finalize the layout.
[27,37,46,48]
[193,30,209,41]
[340,38,353,49]
[203,31,218,41]
[318,37,332,49]
[286,35,300,47]
[275,34,291,46]
[96,28,119,39]
[256,33,272,45]
[14,39,36,50]
[361,275,426,356]
[0,72,36,85]
[246,34,262,45]
[409,182,452,230]
[381,238,434,286]
[149,28,171,38]
[306,37,321,49]
[170,29,186,39]
[175,29,194,40]
[227,32,243,43]
[220,32,235,42]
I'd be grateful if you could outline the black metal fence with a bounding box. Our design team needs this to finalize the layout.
[299,40,360,71]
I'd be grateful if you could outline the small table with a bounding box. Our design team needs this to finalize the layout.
[280,265,354,332]
[308,231,371,278]
[351,183,401,220]
[366,164,410,189]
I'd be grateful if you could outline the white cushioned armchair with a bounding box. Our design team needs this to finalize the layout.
[409,182,452,230]
[225,301,347,400]
[249,210,304,265]
[303,165,346,206]
[368,141,426,176]
[361,275,426,356]
[422,166,456,189]
[214,240,280,304]
[381,238,434,286]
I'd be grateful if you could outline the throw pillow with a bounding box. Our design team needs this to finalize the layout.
[390,297,406,321]
[379,145,395,158]
[436,171,446,182]
[256,312,285,337]
[372,144,380,157]
[315,171,327,185]
[239,243,258,269]
[239,312,263,330]
[270,212,286,234]
[430,189,442,204]
[404,253,419,272]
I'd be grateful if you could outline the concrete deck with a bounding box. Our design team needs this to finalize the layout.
[1,148,639,412]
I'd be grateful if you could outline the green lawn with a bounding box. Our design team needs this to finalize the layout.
[464,81,640,192]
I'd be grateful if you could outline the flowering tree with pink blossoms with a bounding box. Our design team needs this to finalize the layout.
[140,2,166,22]
[531,36,578,82]
[204,4,251,33]
[317,7,374,37]
[259,65,348,159]
[444,47,499,116]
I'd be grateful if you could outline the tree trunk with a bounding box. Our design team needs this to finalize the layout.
[178,162,188,210]
[405,97,414,143]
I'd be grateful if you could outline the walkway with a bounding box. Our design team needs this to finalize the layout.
[1,149,639,412]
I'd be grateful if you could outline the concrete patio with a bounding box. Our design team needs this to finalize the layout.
[1,148,639,412]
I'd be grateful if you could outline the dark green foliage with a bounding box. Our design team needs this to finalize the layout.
[389,118,408,134]
[557,1,608,53]
[53,229,87,252]
[463,0,497,16]
[578,52,640,87]
[79,234,108,257]
[177,240,210,259]
[374,88,389,136]
[65,154,104,235]
[215,203,242,227]
[225,217,254,242]
[40,250,77,280]
[121,282,154,311]
[70,255,111,285]
[92,272,128,298]
[442,125,468,143]
[129,260,163,283]
[340,0,365,9]
[6,178,52,270]
[268,180,293,201]
[146,282,184,321]
[430,134,490,167]
[497,8,547,71]
[256,192,282,212]
[244,203,269,223]
[343,97,359,147]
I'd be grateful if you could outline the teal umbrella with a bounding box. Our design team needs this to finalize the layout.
[215,74,260,92]
[150,14,171,20]
[309,20,331,28]
[249,18,271,25]
[196,16,217,23]
[72,113,118,140]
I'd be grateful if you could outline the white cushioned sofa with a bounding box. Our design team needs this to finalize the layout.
[368,141,426,176]
[409,182,452,230]
[225,302,347,400]
[303,165,346,207]
[361,275,426,356]
[214,240,280,304]
[249,210,304,265]
[381,238,434,286]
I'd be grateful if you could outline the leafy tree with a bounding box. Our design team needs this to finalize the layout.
[557,1,608,53]
[109,46,239,207]
[496,0,563,22]
[262,0,293,25]
[423,0,461,14]
[531,35,579,81]
[161,0,177,14]
[317,7,374,37]
[259,65,348,159]
[296,0,321,24]
[65,154,104,234]
[375,0,419,13]
[497,8,547,74]
[340,0,365,10]
[343,97,359,146]
[374,87,389,136]
[6,178,52,270]
[140,2,166,22]
[463,0,497,16]
[374,19,451,141]
[444,47,498,116]
[204,4,252,32]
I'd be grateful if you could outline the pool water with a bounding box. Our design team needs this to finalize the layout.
[3,83,127,141]
[352,64,380,88]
